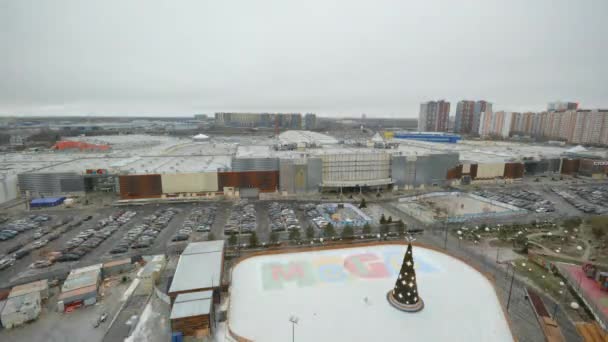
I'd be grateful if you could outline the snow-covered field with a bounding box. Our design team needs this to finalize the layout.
[229,244,513,342]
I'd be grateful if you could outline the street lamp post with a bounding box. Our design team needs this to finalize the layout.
[443,220,449,249]
[552,284,567,318]
[289,315,299,342]
[496,246,500,263]
[506,264,516,311]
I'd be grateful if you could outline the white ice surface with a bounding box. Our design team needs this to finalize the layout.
[229,244,513,342]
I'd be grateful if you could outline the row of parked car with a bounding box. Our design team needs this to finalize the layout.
[111,208,177,253]
[225,200,256,235]
[0,215,51,241]
[551,187,602,214]
[0,216,86,271]
[300,204,330,229]
[172,206,216,242]
[56,210,136,262]
[567,186,608,214]
[473,189,556,213]
[268,202,301,232]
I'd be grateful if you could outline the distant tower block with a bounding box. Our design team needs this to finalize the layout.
[387,239,424,312]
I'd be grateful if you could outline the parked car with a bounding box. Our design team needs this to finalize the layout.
[57,253,80,262]
[14,249,30,260]
[0,257,15,270]
[30,260,53,269]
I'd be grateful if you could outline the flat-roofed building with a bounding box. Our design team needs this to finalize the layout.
[170,290,214,337]
[58,265,102,312]
[1,292,41,329]
[168,241,225,302]
[9,279,49,301]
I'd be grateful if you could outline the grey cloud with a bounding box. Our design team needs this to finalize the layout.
[0,0,607,117]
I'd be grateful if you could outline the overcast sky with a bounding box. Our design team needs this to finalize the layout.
[1,0,607,118]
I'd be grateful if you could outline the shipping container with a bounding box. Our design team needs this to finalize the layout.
[561,158,580,175]
[504,163,524,179]
[218,171,279,192]
[119,174,162,199]
[161,173,218,193]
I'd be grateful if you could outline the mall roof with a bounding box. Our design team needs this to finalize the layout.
[278,130,339,145]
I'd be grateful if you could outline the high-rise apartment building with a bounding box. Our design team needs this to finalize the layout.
[454,100,492,135]
[548,101,578,112]
[418,100,450,132]
[524,109,608,146]
[304,113,317,130]
[472,101,492,135]
[215,112,303,129]
[478,111,514,138]
[454,100,475,134]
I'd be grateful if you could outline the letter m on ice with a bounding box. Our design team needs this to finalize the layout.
[262,262,314,290]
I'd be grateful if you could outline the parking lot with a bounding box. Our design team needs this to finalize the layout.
[0,204,185,288]
[224,200,257,236]
[551,184,608,214]
[171,205,217,243]
[473,188,556,213]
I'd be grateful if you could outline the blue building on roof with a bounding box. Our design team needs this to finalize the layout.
[393,132,461,143]
[30,197,66,208]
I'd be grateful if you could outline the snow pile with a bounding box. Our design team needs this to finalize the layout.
[121,278,140,302]
[124,301,156,342]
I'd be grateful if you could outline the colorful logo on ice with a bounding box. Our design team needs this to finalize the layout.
[261,248,438,290]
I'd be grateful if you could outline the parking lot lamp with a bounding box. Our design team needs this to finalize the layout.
[289,315,299,342]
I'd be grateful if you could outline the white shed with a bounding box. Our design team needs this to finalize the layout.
[192,134,210,142]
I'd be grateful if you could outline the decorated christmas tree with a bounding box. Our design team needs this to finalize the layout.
[387,237,424,312]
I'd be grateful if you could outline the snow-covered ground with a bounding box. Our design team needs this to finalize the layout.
[229,244,513,342]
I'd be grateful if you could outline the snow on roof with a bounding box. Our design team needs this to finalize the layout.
[2,292,40,315]
[371,132,384,143]
[170,291,213,319]
[278,130,338,145]
[566,145,587,153]
[8,280,48,298]
[229,244,513,342]
[169,241,224,294]
[34,155,232,174]
[61,269,100,292]
[183,240,225,255]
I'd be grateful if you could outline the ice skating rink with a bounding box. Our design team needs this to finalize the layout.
[229,244,513,342]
